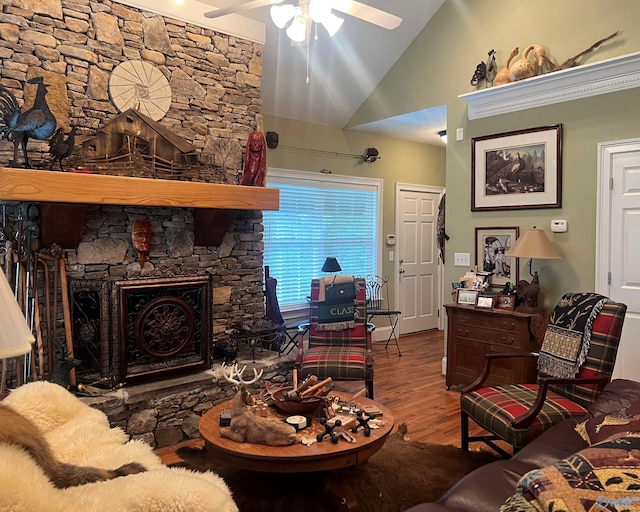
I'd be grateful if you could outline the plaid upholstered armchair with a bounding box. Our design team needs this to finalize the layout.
[460,293,626,457]
[295,276,374,398]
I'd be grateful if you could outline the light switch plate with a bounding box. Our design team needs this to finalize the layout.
[454,252,470,267]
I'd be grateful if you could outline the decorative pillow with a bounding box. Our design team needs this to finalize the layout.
[501,436,640,512]
[575,400,640,445]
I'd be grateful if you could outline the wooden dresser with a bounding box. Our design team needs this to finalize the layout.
[444,303,547,389]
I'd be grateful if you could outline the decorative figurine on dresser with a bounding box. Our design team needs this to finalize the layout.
[444,303,547,389]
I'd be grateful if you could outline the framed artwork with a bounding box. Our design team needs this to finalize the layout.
[495,294,516,310]
[475,227,519,288]
[472,124,562,211]
[457,289,478,305]
[476,295,495,308]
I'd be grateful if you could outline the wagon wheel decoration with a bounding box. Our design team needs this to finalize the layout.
[108,60,171,121]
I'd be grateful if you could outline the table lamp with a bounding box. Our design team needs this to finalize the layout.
[321,257,341,273]
[505,227,561,310]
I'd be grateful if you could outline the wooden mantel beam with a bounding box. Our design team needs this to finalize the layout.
[0,168,279,210]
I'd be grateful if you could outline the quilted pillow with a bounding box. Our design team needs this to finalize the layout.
[501,436,640,512]
[575,400,640,445]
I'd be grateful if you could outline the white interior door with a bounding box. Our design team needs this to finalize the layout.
[395,183,443,334]
[597,138,640,381]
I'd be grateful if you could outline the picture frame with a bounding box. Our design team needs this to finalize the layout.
[476,295,495,308]
[475,227,519,288]
[472,124,562,211]
[495,294,516,311]
[457,289,479,305]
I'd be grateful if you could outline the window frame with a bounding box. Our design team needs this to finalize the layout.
[264,167,383,315]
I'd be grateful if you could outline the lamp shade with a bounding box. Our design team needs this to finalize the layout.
[505,228,561,259]
[321,257,341,273]
[270,4,295,29]
[0,271,34,359]
[286,15,307,42]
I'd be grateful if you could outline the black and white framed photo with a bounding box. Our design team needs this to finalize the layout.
[475,226,519,288]
[472,124,562,211]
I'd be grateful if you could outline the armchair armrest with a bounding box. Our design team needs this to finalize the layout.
[294,323,310,368]
[365,322,375,367]
[461,352,540,394]
[511,375,610,429]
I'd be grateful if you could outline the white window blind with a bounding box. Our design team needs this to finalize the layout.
[265,169,382,310]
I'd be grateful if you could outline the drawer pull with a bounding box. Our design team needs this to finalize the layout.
[456,328,470,337]
[501,336,515,345]
[502,321,516,330]
[458,314,470,324]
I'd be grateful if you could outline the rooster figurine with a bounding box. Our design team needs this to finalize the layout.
[48,125,76,171]
[0,76,57,168]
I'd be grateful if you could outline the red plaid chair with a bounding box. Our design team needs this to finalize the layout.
[460,299,626,457]
[295,277,374,398]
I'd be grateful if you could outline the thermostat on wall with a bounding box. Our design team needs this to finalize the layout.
[551,220,567,233]
[386,234,396,246]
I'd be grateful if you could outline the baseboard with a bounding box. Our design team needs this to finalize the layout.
[441,356,447,376]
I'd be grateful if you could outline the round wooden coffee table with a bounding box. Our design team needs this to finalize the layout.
[200,391,394,509]
[199,391,394,473]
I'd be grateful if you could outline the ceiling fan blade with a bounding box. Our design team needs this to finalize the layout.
[331,0,402,30]
[203,0,279,19]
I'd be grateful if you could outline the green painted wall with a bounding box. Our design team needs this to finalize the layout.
[350,0,640,310]
[263,115,446,288]
[265,0,640,312]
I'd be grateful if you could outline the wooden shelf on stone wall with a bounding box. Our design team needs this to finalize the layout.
[0,168,279,248]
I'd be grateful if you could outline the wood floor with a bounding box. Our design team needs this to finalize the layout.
[329,329,465,445]
[158,329,501,465]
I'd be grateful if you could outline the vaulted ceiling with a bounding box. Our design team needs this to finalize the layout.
[116,0,447,145]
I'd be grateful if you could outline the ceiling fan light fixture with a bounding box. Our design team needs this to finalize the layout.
[308,0,330,23]
[286,15,307,42]
[270,3,296,29]
[321,12,344,37]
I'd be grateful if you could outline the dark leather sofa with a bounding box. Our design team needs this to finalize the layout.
[405,379,640,512]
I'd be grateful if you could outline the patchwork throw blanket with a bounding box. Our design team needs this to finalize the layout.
[500,436,640,512]
[317,275,357,331]
[537,292,609,378]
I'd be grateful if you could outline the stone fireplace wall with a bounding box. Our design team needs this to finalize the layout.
[0,1,289,445]
[0,1,268,339]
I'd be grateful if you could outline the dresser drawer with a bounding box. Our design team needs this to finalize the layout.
[451,310,528,332]
[450,328,525,347]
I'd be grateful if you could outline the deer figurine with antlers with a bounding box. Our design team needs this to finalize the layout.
[219,363,297,446]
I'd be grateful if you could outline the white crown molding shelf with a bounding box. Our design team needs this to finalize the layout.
[458,51,640,119]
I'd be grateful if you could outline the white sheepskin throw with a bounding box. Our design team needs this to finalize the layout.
[0,381,238,512]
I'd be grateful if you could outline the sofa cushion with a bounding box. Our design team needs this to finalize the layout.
[437,459,537,512]
[512,417,588,468]
[587,378,640,417]
[576,400,640,445]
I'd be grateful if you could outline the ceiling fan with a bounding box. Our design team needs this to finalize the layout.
[203,0,402,42]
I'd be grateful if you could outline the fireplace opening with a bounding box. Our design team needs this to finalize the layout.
[114,276,211,385]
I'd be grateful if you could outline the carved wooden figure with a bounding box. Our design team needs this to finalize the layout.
[131,219,152,268]
[240,131,267,187]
